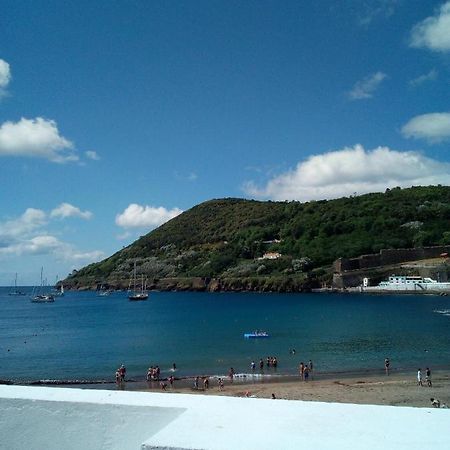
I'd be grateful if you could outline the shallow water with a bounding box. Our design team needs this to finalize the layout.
[0,288,449,381]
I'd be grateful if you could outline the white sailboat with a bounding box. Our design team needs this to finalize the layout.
[8,273,26,296]
[31,267,55,303]
[128,262,148,301]
[52,276,65,297]
[98,284,112,296]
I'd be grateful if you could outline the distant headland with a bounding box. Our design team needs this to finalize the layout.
[63,185,450,293]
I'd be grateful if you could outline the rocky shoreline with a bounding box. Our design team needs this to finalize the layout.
[62,275,321,294]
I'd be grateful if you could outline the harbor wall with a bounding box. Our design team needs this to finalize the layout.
[333,245,450,273]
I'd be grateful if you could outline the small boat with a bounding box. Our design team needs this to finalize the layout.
[98,284,112,296]
[128,262,148,301]
[8,273,26,296]
[98,289,112,296]
[128,292,148,301]
[244,331,269,338]
[52,282,64,297]
[31,294,55,303]
[31,268,55,303]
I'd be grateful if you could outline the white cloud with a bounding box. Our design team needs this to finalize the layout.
[66,248,105,263]
[85,150,100,160]
[116,231,132,241]
[401,112,450,143]
[0,207,103,264]
[0,59,11,97]
[0,208,47,240]
[174,171,198,182]
[357,0,398,27]
[116,204,183,229]
[244,144,450,201]
[0,117,78,163]
[0,235,61,257]
[409,69,438,87]
[50,203,93,220]
[0,234,104,263]
[410,2,450,52]
[348,72,387,100]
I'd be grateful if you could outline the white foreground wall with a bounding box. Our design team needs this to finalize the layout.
[1,385,449,450]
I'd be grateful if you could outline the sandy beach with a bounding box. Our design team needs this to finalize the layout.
[129,370,450,408]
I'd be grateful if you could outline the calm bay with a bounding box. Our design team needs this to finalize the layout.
[1,288,449,382]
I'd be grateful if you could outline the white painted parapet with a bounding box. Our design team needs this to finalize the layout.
[1,385,449,450]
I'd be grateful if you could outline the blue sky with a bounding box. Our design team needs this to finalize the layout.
[1,0,450,285]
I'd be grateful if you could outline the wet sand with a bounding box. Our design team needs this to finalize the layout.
[128,371,450,408]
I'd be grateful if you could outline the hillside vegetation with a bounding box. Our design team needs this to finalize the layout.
[65,185,450,290]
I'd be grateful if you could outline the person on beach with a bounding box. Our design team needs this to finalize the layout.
[169,375,174,387]
[119,364,126,382]
[218,377,224,390]
[160,381,167,391]
[194,376,199,390]
[251,361,256,371]
[229,367,235,383]
[384,358,390,375]
[430,397,440,408]
[271,393,276,399]
[426,367,432,387]
[304,365,310,381]
[299,362,305,380]
[417,369,423,386]
[259,359,264,370]
[203,377,209,389]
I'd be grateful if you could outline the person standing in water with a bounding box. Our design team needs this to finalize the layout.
[426,367,432,387]
[384,358,390,375]
[229,367,235,383]
[299,362,305,380]
[417,368,423,386]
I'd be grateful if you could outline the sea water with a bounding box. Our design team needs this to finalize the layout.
[0,288,449,381]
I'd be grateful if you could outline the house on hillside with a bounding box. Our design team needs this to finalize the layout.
[258,252,282,260]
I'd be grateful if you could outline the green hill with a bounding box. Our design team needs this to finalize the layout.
[65,185,450,291]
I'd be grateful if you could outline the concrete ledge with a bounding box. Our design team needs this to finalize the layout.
[1,386,450,450]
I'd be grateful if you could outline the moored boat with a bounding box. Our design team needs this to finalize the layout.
[8,273,26,296]
[31,294,55,303]
[128,262,149,301]
[31,268,55,303]
[361,275,450,293]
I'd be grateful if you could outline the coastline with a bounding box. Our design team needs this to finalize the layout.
[129,370,450,408]
[5,369,449,409]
